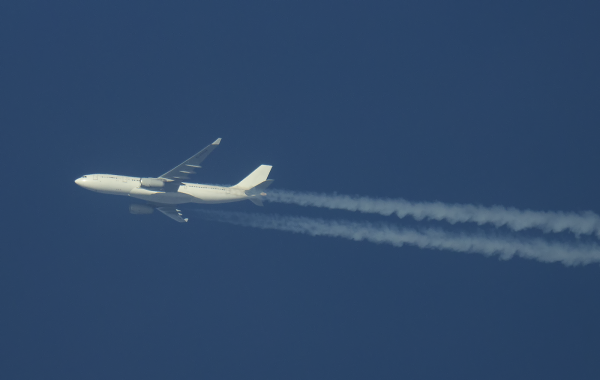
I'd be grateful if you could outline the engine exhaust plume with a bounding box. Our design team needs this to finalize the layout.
[266,190,600,238]
[199,210,600,266]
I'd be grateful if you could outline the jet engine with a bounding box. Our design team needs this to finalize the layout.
[129,204,154,215]
[141,178,165,187]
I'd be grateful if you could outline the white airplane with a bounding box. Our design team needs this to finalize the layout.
[74,138,273,223]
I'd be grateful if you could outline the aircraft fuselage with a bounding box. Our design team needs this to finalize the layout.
[75,174,249,205]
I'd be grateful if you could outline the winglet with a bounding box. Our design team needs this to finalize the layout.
[212,138,222,145]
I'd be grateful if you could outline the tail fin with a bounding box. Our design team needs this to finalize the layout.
[233,165,272,190]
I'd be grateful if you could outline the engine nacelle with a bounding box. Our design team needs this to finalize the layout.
[141,178,165,187]
[129,204,154,215]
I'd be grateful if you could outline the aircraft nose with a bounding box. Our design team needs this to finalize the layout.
[75,178,84,186]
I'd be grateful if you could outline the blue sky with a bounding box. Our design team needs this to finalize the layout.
[1,1,600,379]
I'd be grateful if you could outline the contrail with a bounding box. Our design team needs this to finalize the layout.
[266,189,600,237]
[199,210,600,266]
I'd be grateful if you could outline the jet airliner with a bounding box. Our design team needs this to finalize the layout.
[74,138,273,222]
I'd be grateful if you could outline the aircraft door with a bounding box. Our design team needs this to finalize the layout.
[93,175,98,180]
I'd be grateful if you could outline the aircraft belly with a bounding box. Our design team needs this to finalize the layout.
[129,187,194,205]
[182,188,247,204]
[192,197,247,204]
[95,182,139,196]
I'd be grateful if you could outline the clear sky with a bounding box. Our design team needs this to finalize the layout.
[1,1,600,379]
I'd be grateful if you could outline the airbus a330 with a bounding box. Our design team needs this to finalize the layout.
[74,138,273,222]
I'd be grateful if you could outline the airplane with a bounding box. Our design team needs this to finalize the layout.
[74,138,273,223]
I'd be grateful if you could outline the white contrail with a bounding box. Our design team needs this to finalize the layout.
[265,190,600,237]
[199,210,600,266]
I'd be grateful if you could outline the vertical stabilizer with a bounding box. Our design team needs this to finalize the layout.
[233,165,272,190]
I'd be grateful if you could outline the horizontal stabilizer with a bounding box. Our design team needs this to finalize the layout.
[249,198,264,206]
[245,179,274,196]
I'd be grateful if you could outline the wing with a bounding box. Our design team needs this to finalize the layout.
[157,207,189,223]
[159,138,222,181]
